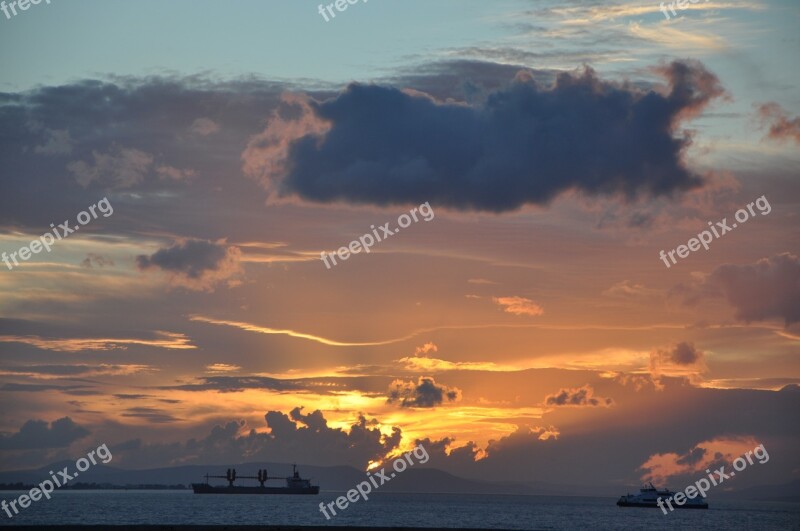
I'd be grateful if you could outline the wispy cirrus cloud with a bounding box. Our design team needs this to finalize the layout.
[0,363,155,379]
[189,315,412,347]
[628,22,728,51]
[547,1,762,24]
[0,331,194,352]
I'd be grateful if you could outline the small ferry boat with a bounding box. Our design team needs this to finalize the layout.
[192,464,319,494]
[616,482,708,509]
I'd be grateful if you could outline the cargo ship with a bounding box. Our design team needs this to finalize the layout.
[616,482,708,509]
[192,464,319,494]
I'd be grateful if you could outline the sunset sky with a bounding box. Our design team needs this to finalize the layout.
[1,0,798,491]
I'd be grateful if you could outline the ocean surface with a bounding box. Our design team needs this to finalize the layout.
[0,490,798,529]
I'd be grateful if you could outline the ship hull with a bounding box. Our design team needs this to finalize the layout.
[192,484,319,495]
[616,500,708,509]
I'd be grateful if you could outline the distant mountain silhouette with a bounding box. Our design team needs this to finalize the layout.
[0,461,606,495]
[1,461,795,499]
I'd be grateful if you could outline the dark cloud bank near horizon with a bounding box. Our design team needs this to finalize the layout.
[1,380,798,489]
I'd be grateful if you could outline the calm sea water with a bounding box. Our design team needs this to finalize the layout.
[0,490,798,529]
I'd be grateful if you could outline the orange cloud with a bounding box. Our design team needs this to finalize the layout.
[396,356,508,372]
[241,93,331,200]
[492,296,544,316]
[396,343,513,372]
[205,363,241,373]
[757,102,800,144]
[414,342,438,356]
[649,342,707,388]
[639,435,763,485]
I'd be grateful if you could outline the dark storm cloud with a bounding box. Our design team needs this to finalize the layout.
[387,377,462,408]
[667,342,703,365]
[1,61,723,236]
[267,60,723,212]
[0,417,90,450]
[136,239,243,291]
[544,385,613,407]
[136,239,234,279]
